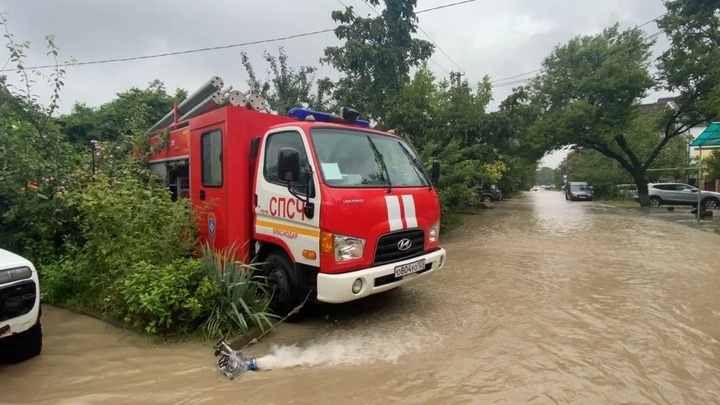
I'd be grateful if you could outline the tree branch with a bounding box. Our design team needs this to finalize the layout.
[643,96,704,171]
[585,140,636,174]
[613,134,643,169]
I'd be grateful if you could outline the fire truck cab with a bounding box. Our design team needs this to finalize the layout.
[147,77,447,315]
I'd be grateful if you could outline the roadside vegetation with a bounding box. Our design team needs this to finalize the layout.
[529,0,720,204]
[1,0,719,339]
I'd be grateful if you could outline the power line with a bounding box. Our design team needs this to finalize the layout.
[355,0,464,74]
[486,13,669,89]
[1,0,479,73]
[416,0,479,15]
[490,69,541,84]
[0,28,336,72]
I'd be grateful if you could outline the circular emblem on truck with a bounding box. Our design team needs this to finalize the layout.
[397,238,412,251]
[208,213,216,239]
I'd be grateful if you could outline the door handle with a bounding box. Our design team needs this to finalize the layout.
[199,190,206,200]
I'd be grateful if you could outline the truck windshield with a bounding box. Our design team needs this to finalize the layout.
[310,127,430,188]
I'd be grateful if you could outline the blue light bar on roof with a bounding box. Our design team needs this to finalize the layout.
[287,107,371,128]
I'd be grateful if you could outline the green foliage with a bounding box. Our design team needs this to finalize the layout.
[657,0,719,124]
[559,149,633,199]
[40,170,198,306]
[199,243,276,339]
[0,17,80,266]
[526,17,713,206]
[117,259,217,336]
[0,18,273,341]
[59,79,187,145]
[322,0,434,120]
[241,47,334,114]
[535,167,555,185]
[705,150,720,180]
[65,172,197,273]
[529,24,656,157]
[379,64,530,223]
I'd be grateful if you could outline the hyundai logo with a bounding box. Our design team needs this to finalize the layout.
[397,238,412,251]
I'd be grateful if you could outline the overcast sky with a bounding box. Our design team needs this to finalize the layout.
[1,0,672,168]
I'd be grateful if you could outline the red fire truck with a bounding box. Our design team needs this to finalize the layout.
[146,77,447,315]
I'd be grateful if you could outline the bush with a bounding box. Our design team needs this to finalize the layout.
[39,173,275,340]
[36,163,275,340]
[116,259,218,336]
[40,170,198,307]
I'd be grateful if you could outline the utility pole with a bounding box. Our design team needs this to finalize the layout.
[450,71,465,87]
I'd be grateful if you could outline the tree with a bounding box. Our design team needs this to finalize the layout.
[59,80,187,145]
[535,167,556,185]
[657,0,720,121]
[240,47,334,114]
[527,23,696,206]
[0,16,80,264]
[484,87,544,194]
[321,0,434,120]
[705,150,720,180]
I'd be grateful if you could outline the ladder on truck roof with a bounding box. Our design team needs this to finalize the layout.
[145,76,271,135]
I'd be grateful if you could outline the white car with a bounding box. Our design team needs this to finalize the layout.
[0,248,42,364]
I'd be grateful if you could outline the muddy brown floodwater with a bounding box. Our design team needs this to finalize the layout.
[2,191,720,404]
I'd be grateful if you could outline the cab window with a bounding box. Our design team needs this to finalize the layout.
[201,129,222,187]
[263,131,313,196]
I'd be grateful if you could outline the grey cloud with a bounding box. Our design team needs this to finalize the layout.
[0,0,674,124]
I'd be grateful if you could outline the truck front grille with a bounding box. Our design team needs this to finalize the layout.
[373,229,425,266]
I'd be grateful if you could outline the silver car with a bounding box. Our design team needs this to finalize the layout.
[637,182,720,209]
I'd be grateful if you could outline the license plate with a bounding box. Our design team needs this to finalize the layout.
[394,259,426,278]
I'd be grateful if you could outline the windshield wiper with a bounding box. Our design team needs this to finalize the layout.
[366,135,392,193]
[397,141,431,189]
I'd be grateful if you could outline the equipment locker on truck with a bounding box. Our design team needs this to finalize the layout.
[146,76,447,316]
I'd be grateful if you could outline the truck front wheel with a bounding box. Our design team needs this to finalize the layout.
[263,252,304,321]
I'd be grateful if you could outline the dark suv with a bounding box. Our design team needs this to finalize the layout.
[478,185,503,203]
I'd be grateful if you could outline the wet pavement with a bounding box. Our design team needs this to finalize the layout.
[598,201,720,234]
[2,191,720,404]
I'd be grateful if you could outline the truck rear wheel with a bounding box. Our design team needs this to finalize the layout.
[0,319,42,364]
[263,252,305,322]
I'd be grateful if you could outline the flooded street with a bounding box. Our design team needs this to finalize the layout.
[2,191,720,404]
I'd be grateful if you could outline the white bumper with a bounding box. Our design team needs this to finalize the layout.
[0,274,41,339]
[316,248,446,304]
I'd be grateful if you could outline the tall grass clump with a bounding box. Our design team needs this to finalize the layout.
[200,243,277,339]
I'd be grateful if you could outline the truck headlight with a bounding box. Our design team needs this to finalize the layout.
[0,266,32,285]
[429,221,440,242]
[334,234,366,261]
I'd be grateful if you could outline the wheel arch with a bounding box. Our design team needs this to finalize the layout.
[253,241,318,294]
[701,196,720,208]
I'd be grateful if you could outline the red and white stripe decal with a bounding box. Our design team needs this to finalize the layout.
[385,195,418,231]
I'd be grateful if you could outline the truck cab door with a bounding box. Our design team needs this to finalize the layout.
[254,128,321,267]
[190,126,226,248]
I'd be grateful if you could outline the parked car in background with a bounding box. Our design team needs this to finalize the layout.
[478,184,503,203]
[565,181,594,201]
[0,248,42,364]
[634,182,720,209]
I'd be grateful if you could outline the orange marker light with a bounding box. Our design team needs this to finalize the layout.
[320,232,334,254]
[302,250,317,260]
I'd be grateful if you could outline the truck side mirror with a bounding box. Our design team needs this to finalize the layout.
[431,159,440,187]
[277,148,300,182]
